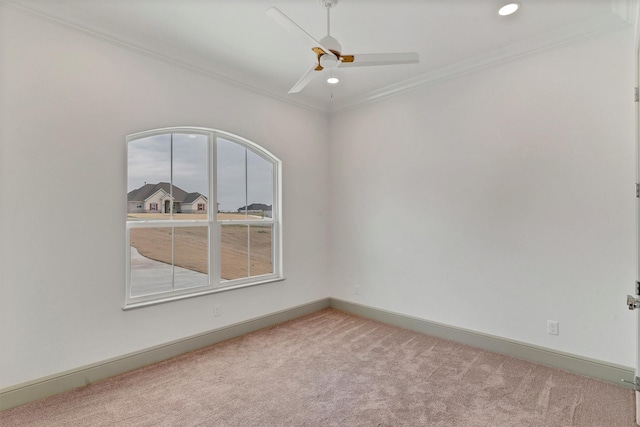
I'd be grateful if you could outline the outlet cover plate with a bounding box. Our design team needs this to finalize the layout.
[547,320,559,335]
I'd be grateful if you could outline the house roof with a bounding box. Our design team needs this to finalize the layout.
[128,182,207,203]
[238,203,272,211]
[183,192,206,204]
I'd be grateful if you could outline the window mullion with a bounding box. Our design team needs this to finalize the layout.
[170,133,174,218]
[244,147,249,277]
[211,134,220,287]
[171,226,176,291]
[244,147,248,219]
[170,133,175,291]
[247,224,251,277]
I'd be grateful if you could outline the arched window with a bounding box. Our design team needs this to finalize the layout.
[125,127,282,308]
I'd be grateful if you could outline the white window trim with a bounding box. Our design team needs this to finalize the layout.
[124,127,283,309]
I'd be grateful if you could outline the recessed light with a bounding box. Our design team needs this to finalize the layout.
[498,3,519,16]
[327,77,339,84]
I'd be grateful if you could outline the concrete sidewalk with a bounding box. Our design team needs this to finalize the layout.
[130,246,208,297]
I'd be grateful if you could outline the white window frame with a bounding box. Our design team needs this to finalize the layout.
[125,127,283,309]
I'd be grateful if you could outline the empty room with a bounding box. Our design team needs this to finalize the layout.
[1,0,639,425]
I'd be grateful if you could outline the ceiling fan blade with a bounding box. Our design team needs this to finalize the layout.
[266,7,337,58]
[339,52,419,67]
[288,65,319,94]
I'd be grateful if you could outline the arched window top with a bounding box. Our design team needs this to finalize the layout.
[127,126,280,164]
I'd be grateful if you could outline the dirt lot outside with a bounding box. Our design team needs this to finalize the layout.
[129,213,273,280]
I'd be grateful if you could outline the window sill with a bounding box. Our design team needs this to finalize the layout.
[122,277,286,310]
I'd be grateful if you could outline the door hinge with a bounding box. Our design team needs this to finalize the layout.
[636,183,640,198]
[621,376,640,390]
[635,87,639,102]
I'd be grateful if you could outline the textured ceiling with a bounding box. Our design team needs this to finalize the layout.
[5,0,637,112]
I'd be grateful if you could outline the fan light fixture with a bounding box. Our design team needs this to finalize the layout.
[498,3,519,16]
[266,2,419,94]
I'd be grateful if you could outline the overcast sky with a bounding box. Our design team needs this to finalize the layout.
[128,134,273,212]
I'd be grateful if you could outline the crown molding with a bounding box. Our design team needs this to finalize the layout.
[4,1,635,117]
[612,0,639,25]
[331,10,634,114]
[3,1,331,115]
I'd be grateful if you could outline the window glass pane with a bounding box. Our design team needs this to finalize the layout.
[127,135,171,220]
[221,224,248,280]
[174,226,209,289]
[250,224,273,276]
[247,150,273,219]
[173,134,209,218]
[130,227,173,296]
[217,138,247,219]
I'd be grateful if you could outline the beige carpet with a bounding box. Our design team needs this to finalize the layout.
[1,308,635,426]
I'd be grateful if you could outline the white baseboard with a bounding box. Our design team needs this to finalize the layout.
[1,297,633,412]
[329,298,635,389]
[0,299,330,411]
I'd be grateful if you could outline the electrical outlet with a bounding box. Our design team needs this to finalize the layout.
[547,320,559,336]
[214,305,221,317]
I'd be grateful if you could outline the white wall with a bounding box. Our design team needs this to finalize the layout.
[329,28,637,367]
[0,6,330,388]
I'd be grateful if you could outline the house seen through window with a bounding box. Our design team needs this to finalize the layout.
[125,128,282,308]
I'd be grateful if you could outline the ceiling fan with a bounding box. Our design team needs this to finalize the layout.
[267,0,419,94]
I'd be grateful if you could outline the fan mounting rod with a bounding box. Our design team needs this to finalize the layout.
[320,0,337,36]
